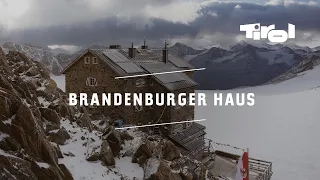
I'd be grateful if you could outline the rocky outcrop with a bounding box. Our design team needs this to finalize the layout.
[133,138,155,166]
[161,140,180,161]
[77,107,93,130]
[144,158,181,180]
[99,141,115,166]
[121,131,134,141]
[0,50,91,179]
[102,127,121,157]
[40,108,61,124]
[48,127,71,145]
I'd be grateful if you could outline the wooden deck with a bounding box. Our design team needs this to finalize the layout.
[202,139,273,180]
[206,155,272,180]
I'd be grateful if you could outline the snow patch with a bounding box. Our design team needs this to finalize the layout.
[36,162,50,169]
[3,115,15,125]
[38,97,51,108]
[0,133,9,141]
[144,158,160,179]
[0,149,21,159]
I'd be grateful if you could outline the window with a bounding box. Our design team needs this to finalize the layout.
[85,57,90,64]
[86,78,97,86]
[92,57,98,64]
[135,105,143,112]
[136,79,146,87]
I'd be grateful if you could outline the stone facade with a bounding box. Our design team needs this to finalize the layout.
[64,51,195,129]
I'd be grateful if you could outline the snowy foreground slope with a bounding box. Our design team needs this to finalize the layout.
[196,65,320,180]
[58,119,144,180]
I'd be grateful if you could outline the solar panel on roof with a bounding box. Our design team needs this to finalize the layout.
[117,62,144,73]
[168,54,189,68]
[155,73,186,83]
[103,50,128,63]
[141,63,178,73]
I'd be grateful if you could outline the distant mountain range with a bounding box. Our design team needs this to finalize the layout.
[2,41,320,89]
[1,42,73,75]
[170,42,320,89]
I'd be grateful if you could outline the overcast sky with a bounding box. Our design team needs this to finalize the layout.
[0,0,319,50]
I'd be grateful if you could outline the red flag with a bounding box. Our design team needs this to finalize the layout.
[235,152,249,180]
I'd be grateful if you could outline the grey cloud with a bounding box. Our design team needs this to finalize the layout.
[1,1,320,48]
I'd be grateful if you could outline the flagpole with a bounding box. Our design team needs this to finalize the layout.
[247,148,249,180]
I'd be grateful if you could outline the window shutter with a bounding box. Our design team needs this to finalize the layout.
[86,78,89,86]
[93,78,97,86]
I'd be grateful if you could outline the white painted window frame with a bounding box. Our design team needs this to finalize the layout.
[85,57,90,64]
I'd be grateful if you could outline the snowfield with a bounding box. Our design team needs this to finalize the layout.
[196,65,320,180]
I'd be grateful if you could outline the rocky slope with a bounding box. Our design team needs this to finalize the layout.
[0,47,212,180]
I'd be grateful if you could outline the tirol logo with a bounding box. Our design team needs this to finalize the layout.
[240,23,295,43]
[240,168,247,178]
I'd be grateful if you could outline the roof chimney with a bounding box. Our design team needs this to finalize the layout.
[129,42,136,58]
[109,44,121,49]
[141,39,148,49]
[109,45,121,49]
[162,41,168,63]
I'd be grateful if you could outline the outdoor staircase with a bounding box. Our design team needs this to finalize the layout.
[202,153,216,170]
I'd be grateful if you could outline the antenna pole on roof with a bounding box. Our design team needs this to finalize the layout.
[164,40,167,50]
[144,39,146,47]
[131,42,134,48]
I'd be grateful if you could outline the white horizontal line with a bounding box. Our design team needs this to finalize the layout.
[115,119,207,130]
[115,68,206,79]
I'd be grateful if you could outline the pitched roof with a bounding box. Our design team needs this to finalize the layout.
[168,123,206,152]
[62,48,197,91]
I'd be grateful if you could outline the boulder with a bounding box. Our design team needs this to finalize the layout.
[86,151,100,162]
[25,66,40,77]
[144,158,179,180]
[57,101,71,119]
[99,141,115,166]
[45,123,60,135]
[102,127,121,156]
[0,136,21,152]
[179,172,193,180]
[49,127,71,145]
[44,79,57,94]
[121,131,134,141]
[86,143,100,162]
[40,108,61,124]
[132,139,154,166]
[77,107,93,130]
[161,140,180,161]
